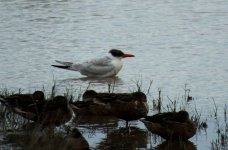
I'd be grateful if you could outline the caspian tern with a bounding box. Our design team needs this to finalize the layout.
[52,49,135,78]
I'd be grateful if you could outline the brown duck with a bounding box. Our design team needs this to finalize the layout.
[71,90,148,126]
[141,110,197,140]
[1,95,73,126]
[0,91,44,108]
[70,100,113,116]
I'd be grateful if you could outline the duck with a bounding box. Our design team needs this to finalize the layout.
[70,90,113,116]
[0,91,44,107]
[70,101,114,116]
[71,90,148,126]
[109,91,148,126]
[141,110,197,140]
[1,95,73,126]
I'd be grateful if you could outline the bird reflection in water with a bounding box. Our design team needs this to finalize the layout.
[67,76,123,83]
[74,115,118,128]
[73,115,119,138]
[3,127,89,150]
[60,76,124,90]
[155,140,197,150]
[96,127,148,150]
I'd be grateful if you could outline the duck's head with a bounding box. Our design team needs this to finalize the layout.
[33,91,45,101]
[82,90,97,102]
[178,110,189,122]
[132,92,147,102]
[53,96,69,109]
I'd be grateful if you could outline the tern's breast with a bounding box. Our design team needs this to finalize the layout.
[111,59,123,75]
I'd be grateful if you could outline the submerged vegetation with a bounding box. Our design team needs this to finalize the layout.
[0,82,227,149]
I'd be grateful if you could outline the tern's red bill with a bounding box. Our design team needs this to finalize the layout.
[122,54,135,58]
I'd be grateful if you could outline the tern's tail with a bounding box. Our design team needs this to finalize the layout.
[51,65,71,69]
[52,60,80,71]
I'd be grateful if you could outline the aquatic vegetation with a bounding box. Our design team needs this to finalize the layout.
[211,104,228,150]
[0,82,226,149]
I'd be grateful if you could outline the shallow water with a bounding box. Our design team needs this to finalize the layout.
[0,0,228,149]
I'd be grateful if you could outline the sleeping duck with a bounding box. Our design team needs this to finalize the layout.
[71,90,148,126]
[1,95,73,126]
[141,110,197,140]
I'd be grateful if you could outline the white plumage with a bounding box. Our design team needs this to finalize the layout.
[52,49,134,78]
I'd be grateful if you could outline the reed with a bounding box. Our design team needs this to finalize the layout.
[152,88,162,113]
[211,104,228,149]
[0,81,227,149]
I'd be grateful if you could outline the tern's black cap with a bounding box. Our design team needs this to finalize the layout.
[109,49,124,57]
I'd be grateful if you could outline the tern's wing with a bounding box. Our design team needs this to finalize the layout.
[80,57,115,77]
